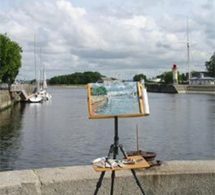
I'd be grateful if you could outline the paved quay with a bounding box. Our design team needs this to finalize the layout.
[0,160,214,195]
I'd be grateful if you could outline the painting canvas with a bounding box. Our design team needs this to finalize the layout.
[87,81,150,119]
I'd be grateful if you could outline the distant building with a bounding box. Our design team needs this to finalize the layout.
[149,77,161,83]
[98,76,118,83]
[190,73,215,85]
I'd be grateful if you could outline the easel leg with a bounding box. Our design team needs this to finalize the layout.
[107,144,114,158]
[119,144,127,158]
[110,171,115,195]
[94,171,106,195]
[94,144,114,195]
[130,169,145,195]
[120,144,146,195]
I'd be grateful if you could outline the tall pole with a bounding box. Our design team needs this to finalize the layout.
[39,47,42,89]
[136,124,139,151]
[186,18,191,85]
[34,34,37,85]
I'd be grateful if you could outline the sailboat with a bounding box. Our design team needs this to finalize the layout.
[28,93,43,103]
[39,68,52,101]
[28,79,43,103]
[28,35,43,103]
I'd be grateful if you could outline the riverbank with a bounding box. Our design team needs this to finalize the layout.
[0,84,35,111]
[185,85,215,94]
[0,90,13,111]
[0,160,214,195]
[146,83,215,94]
[49,84,86,89]
[146,83,177,93]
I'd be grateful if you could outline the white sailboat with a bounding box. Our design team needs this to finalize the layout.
[28,93,43,103]
[28,34,43,103]
[39,68,52,101]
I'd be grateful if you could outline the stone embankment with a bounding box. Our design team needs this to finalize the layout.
[0,90,12,111]
[146,83,215,94]
[185,85,215,94]
[0,160,214,195]
[146,84,177,93]
[0,84,34,111]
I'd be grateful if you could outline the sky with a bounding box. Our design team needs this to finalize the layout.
[0,0,214,80]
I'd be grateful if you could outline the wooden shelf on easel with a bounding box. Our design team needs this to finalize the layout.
[93,155,150,172]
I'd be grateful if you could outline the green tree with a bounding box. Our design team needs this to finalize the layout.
[0,34,22,86]
[157,71,188,84]
[49,71,103,85]
[133,74,147,82]
[205,52,215,77]
[163,71,173,84]
[178,73,187,83]
[156,71,173,84]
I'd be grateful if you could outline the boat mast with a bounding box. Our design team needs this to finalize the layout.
[39,47,42,90]
[43,67,48,89]
[186,18,191,84]
[34,34,37,87]
[34,34,40,92]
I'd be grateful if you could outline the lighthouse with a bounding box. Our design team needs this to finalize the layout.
[172,64,178,84]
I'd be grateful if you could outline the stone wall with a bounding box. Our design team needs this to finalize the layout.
[0,84,35,111]
[0,160,214,195]
[186,85,215,94]
[146,84,215,94]
[0,90,12,111]
[146,84,178,93]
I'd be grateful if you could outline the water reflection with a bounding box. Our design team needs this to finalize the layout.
[0,103,25,171]
[0,88,214,171]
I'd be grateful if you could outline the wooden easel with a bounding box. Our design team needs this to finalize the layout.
[93,117,149,195]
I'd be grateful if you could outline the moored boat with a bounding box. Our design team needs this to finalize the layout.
[28,93,43,103]
[39,89,52,101]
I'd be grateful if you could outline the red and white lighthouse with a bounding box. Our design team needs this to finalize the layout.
[172,64,178,84]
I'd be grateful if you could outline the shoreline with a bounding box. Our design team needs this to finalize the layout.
[49,84,86,89]
[146,83,215,94]
[50,84,215,94]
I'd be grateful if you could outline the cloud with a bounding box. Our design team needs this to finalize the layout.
[0,0,214,80]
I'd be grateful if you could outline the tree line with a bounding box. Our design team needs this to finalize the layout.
[133,72,186,84]
[49,71,103,85]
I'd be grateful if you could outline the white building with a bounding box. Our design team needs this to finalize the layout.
[190,73,215,85]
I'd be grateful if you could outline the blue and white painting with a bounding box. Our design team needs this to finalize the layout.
[90,81,141,117]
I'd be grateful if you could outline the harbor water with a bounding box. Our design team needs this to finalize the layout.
[0,87,214,171]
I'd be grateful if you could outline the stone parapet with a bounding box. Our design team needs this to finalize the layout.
[0,160,214,195]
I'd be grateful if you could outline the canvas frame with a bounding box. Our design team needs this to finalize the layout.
[87,81,149,119]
